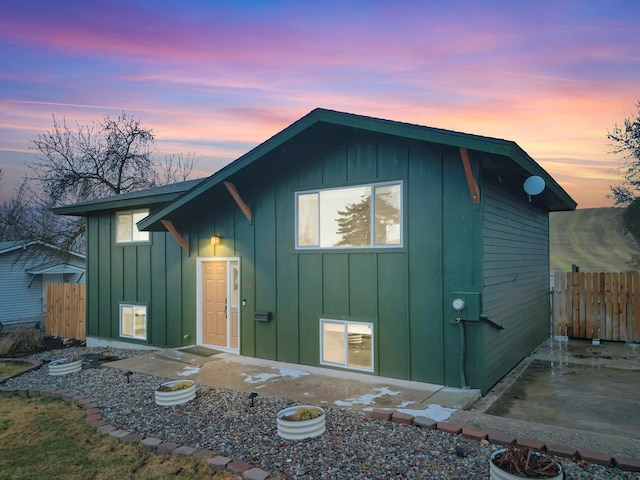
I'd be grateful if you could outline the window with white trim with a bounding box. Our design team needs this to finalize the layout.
[320,319,373,371]
[296,182,402,249]
[116,209,150,243]
[120,304,147,340]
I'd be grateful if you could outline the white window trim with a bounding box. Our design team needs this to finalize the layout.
[119,303,148,341]
[295,181,403,250]
[319,318,374,372]
[115,209,150,244]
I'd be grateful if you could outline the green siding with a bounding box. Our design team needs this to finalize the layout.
[348,254,377,318]
[377,253,409,378]
[275,173,299,363]
[82,124,556,392]
[150,233,167,346]
[86,217,99,337]
[481,182,550,393]
[407,144,444,383]
[97,215,111,338]
[254,186,277,360]
[298,254,322,365]
[441,148,483,388]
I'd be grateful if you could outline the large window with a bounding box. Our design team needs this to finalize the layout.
[120,304,147,340]
[116,209,150,243]
[296,182,402,249]
[320,319,373,372]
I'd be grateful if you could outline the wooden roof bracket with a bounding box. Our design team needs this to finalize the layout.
[161,219,189,254]
[459,147,480,204]
[224,181,252,222]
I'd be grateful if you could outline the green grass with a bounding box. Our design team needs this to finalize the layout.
[0,395,241,480]
[550,207,640,273]
[0,361,31,378]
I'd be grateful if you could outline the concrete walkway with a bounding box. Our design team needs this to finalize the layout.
[106,348,480,422]
[451,338,640,459]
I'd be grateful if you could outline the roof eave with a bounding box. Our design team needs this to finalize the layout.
[52,191,189,216]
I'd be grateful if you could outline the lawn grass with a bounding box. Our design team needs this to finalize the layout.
[0,395,241,480]
[0,360,30,378]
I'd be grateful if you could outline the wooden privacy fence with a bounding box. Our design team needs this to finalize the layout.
[45,283,86,341]
[552,272,640,342]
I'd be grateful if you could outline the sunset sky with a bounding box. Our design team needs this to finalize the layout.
[1,0,639,208]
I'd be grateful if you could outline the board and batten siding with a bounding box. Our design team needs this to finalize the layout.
[86,213,196,347]
[185,130,453,384]
[481,181,550,392]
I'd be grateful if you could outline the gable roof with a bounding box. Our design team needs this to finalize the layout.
[0,240,85,260]
[136,108,575,231]
[52,178,206,216]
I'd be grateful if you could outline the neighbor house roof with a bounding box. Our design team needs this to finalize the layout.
[0,240,85,260]
[52,178,206,216]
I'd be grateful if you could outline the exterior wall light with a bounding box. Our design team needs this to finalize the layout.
[211,235,221,246]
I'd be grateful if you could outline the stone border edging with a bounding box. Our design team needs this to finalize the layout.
[367,408,640,473]
[0,386,280,480]
[1,360,638,476]
[0,358,42,384]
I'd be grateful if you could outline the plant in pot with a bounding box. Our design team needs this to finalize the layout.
[490,446,563,480]
[154,380,196,406]
[48,356,83,376]
[276,405,326,440]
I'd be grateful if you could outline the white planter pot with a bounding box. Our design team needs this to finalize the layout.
[154,380,196,406]
[489,448,563,480]
[277,405,326,440]
[48,358,82,376]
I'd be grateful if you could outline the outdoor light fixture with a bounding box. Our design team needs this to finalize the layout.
[211,235,221,245]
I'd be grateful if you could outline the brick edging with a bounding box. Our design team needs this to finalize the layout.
[2,382,639,475]
[0,386,279,480]
[367,408,640,473]
[0,359,42,384]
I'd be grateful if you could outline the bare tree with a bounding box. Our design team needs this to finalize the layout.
[2,113,197,256]
[609,101,640,206]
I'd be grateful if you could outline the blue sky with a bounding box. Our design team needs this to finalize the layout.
[1,0,639,207]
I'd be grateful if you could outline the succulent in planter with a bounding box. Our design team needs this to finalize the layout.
[490,446,562,479]
[154,380,196,406]
[156,381,194,392]
[48,356,83,375]
[276,405,326,439]
[51,356,82,364]
[282,406,323,421]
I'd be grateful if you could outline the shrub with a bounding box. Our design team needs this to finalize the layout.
[0,328,43,355]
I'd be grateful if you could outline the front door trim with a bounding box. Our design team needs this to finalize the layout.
[196,257,240,353]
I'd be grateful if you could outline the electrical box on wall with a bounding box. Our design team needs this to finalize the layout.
[451,292,480,321]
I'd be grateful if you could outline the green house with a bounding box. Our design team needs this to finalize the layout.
[54,109,576,393]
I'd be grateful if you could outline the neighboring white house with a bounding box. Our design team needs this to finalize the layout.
[0,241,85,333]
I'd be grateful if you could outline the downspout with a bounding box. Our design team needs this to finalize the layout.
[457,317,467,389]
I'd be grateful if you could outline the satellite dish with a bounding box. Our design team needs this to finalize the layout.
[523,176,545,196]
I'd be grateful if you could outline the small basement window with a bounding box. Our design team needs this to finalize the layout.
[116,209,150,243]
[320,319,373,372]
[120,304,147,340]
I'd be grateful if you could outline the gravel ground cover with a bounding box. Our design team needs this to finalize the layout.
[3,346,639,479]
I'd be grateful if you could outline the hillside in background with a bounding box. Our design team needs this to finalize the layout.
[550,207,640,273]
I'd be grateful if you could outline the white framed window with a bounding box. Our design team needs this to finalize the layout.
[296,182,402,249]
[120,304,147,340]
[320,318,373,372]
[116,209,150,243]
